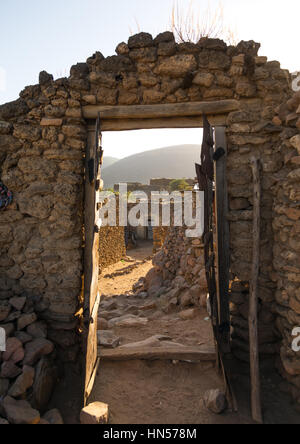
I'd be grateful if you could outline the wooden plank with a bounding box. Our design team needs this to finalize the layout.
[85,357,100,403]
[99,346,216,362]
[214,127,231,354]
[83,127,101,407]
[87,115,229,132]
[249,157,263,424]
[83,100,239,120]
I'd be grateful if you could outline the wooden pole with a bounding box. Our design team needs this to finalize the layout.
[249,157,263,424]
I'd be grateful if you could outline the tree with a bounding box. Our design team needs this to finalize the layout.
[169,179,192,191]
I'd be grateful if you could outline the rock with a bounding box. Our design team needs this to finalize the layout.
[98,318,109,331]
[156,54,197,78]
[32,357,57,411]
[0,379,9,397]
[9,296,26,311]
[17,313,37,331]
[39,71,53,85]
[179,308,198,320]
[101,300,118,311]
[154,31,175,44]
[1,361,22,379]
[80,402,109,425]
[119,335,171,349]
[203,389,227,414]
[116,42,129,55]
[128,32,153,49]
[2,396,40,424]
[140,301,157,311]
[43,409,64,425]
[15,331,33,344]
[162,297,178,314]
[8,366,35,398]
[2,337,24,363]
[108,315,148,328]
[27,321,47,339]
[0,302,11,322]
[23,338,54,366]
[97,331,120,349]
[179,290,193,308]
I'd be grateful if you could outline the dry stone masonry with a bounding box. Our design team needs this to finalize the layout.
[0,30,299,418]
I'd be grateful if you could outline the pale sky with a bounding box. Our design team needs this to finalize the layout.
[0,0,299,158]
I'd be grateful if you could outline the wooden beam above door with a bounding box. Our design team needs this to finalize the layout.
[83,99,239,122]
[87,115,230,131]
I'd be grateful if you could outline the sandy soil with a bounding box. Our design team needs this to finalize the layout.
[91,242,250,424]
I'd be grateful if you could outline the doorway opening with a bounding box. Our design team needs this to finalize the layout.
[85,120,231,424]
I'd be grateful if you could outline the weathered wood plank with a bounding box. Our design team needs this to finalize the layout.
[83,100,239,120]
[99,346,216,362]
[249,157,263,424]
[214,127,231,354]
[83,128,101,407]
[87,115,229,132]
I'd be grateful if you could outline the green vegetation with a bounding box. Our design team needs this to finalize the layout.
[169,179,193,191]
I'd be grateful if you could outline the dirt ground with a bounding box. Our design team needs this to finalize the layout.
[91,241,250,424]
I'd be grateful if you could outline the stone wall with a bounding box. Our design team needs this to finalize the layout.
[0,31,297,419]
[153,226,170,253]
[271,92,300,404]
[99,225,126,272]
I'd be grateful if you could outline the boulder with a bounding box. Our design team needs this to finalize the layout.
[43,409,64,425]
[179,309,198,320]
[108,315,148,329]
[2,396,40,424]
[23,338,54,366]
[1,361,22,379]
[8,366,35,398]
[17,313,37,331]
[203,389,227,414]
[97,331,120,349]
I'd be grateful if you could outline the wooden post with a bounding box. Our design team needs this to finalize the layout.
[249,157,263,424]
[214,127,231,354]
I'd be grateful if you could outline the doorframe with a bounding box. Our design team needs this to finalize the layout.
[83,103,232,404]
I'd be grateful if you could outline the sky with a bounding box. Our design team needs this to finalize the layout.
[0,0,299,158]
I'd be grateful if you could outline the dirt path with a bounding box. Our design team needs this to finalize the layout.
[91,243,250,424]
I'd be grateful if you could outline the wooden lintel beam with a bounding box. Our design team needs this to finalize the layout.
[87,115,228,132]
[83,100,239,120]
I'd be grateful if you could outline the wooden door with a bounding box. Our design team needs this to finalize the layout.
[83,115,103,406]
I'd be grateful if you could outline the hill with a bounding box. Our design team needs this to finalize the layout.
[102,156,119,169]
[101,144,201,188]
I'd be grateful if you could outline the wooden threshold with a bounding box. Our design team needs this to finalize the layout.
[98,346,216,362]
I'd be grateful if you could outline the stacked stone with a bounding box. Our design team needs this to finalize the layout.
[0,293,64,423]
[0,30,295,406]
[99,225,126,271]
[0,72,85,366]
[144,227,207,310]
[271,91,300,405]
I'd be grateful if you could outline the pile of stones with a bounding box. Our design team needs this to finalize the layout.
[136,227,208,312]
[0,294,63,424]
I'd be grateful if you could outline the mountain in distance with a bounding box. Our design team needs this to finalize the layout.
[101,144,201,188]
[102,156,119,169]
